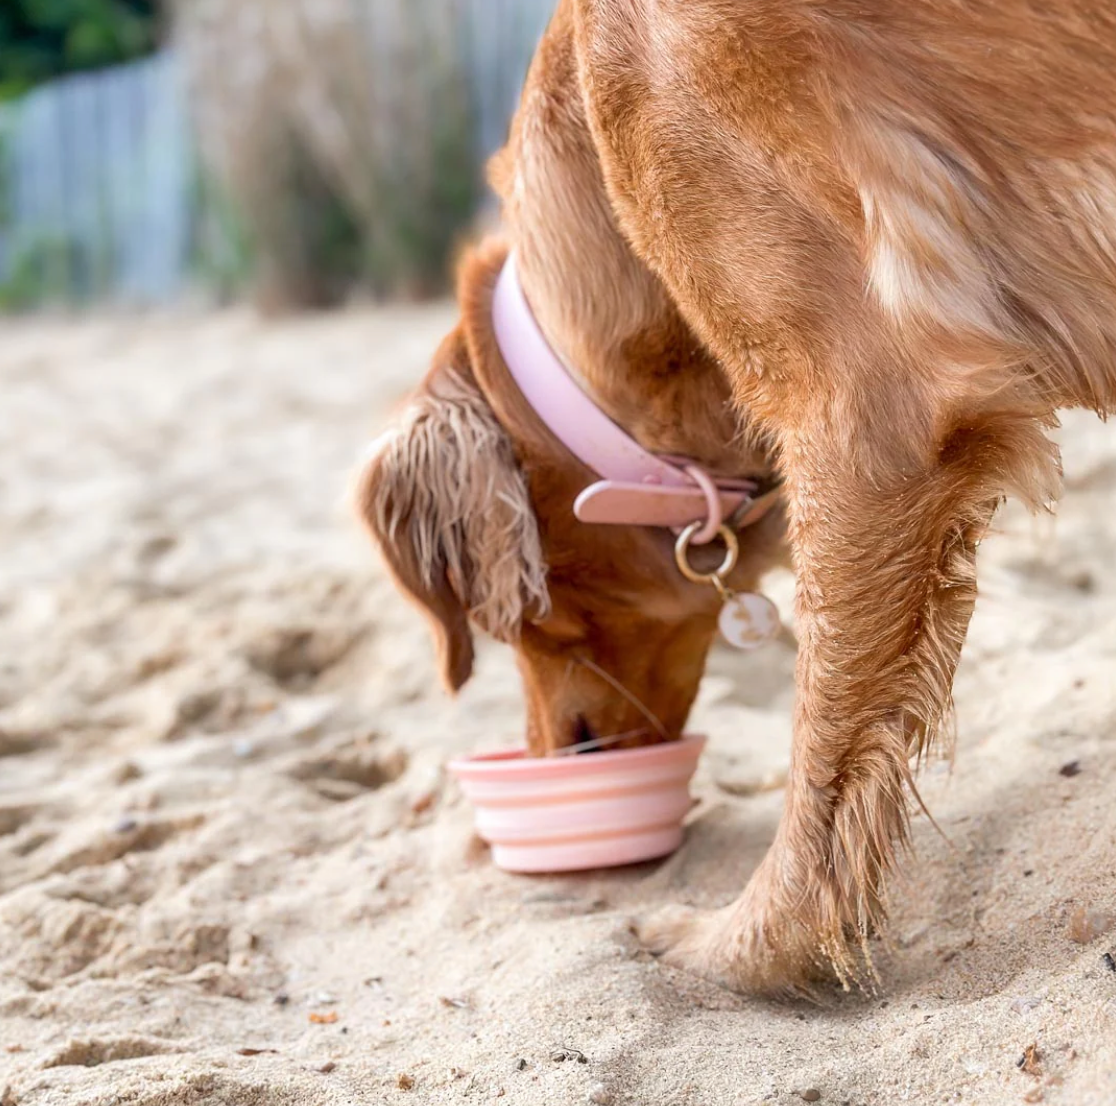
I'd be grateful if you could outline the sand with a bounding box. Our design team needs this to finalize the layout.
[1,305,1114,1106]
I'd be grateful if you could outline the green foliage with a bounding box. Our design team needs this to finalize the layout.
[189,166,255,306]
[0,232,83,309]
[0,0,158,101]
[362,72,481,298]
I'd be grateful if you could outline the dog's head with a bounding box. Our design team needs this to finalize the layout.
[356,249,783,755]
[355,5,783,754]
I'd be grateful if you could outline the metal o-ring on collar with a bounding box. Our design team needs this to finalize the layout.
[674,521,739,585]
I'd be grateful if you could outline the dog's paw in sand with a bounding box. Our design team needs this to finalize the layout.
[636,903,743,988]
[636,902,825,999]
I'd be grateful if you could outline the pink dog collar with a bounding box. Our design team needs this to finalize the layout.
[491,254,769,543]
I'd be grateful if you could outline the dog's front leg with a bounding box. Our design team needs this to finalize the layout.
[640,401,1057,996]
[568,0,1062,990]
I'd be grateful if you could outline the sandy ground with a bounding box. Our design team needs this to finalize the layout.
[1,306,1114,1106]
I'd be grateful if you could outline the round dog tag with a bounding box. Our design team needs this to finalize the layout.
[718,592,781,650]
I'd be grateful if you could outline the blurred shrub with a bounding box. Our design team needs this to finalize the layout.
[173,0,484,309]
[0,234,85,309]
[0,0,158,101]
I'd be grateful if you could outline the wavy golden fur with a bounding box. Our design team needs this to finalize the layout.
[358,0,1116,997]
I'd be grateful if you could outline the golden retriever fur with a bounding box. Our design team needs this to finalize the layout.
[358,0,1116,997]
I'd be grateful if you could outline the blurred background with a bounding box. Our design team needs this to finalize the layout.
[0,0,552,312]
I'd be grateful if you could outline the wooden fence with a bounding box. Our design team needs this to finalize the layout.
[0,53,191,306]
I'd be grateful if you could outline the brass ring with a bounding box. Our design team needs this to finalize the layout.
[674,522,739,585]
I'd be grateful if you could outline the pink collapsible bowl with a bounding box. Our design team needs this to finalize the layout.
[448,735,706,873]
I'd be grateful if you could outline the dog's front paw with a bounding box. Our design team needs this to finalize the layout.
[635,901,820,998]
[635,903,741,989]
[635,902,704,954]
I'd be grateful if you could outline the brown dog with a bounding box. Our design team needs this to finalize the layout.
[358,0,1116,997]
[357,6,786,757]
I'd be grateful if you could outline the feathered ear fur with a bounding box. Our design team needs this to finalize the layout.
[353,332,548,691]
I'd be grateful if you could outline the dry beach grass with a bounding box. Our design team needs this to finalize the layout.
[1,307,1114,1105]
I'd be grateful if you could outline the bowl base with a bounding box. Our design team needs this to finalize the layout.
[490,825,684,873]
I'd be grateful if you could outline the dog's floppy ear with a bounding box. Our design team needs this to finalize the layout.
[354,332,549,692]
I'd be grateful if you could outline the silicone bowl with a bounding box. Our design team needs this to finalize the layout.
[448,735,706,873]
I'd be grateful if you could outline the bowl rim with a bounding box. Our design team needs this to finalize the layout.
[448,733,706,780]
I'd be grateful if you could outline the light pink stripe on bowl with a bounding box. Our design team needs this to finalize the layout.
[448,735,706,873]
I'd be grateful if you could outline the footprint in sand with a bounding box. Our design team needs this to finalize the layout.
[41,1035,183,1069]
